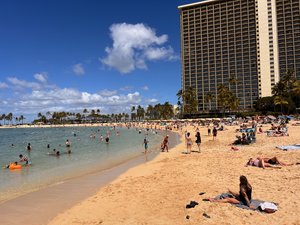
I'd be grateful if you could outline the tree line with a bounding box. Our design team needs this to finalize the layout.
[255,68,300,114]
[0,102,176,126]
[177,68,300,117]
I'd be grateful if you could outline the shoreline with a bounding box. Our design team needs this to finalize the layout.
[0,128,181,225]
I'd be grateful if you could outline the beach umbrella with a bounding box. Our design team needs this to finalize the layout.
[267,115,276,120]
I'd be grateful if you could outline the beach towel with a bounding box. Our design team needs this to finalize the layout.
[276,145,300,150]
[214,193,278,213]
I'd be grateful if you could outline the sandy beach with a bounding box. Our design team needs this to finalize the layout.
[45,123,300,225]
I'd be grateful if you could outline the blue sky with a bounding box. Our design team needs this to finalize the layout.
[0,0,195,120]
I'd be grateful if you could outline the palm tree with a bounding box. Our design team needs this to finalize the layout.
[272,81,286,96]
[146,105,154,119]
[19,115,25,124]
[204,92,214,111]
[161,102,174,119]
[46,111,52,120]
[37,112,43,120]
[228,75,237,92]
[292,80,300,96]
[274,95,288,113]
[6,113,13,125]
[179,87,198,115]
[131,106,136,121]
[0,114,5,125]
[176,89,183,115]
[124,113,129,121]
[136,105,145,121]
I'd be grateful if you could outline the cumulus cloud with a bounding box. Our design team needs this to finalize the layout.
[0,82,8,89]
[1,75,167,119]
[10,86,142,115]
[34,72,48,83]
[120,86,133,91]
[7,77,41,90]
[146,98,158,104]
[72,63,85,75]
[101,23,177,74]
[99,89,118,97]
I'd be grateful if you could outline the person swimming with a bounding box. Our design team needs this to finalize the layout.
[65,139,71,147]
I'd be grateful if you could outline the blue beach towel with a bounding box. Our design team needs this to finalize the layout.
[214,193,278,212]
[276,145,300,150]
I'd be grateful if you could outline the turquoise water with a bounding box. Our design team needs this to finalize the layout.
[0,126,170,202]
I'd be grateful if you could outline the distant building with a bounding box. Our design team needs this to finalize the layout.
[178,0,300,113]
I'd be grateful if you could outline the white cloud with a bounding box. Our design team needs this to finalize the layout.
[141,86,149,91]
[72,63,85,75]
[0,82,8,89]
[120,86,133,91]
[101,23,177,74]
[1,76,169,119]
[12,87,142,115]
[146,98,158,104]
[99,89,118,97]
[7,77,41,90]
[34,72,48,83]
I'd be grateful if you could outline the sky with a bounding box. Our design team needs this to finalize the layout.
[0,0,196,121]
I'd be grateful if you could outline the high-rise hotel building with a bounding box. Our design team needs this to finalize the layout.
[178,0,300,112]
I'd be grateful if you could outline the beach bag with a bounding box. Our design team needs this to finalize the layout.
[258,202,278,213]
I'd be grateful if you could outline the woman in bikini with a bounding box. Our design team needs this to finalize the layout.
[247,157,293,168]
[186,132,193,154]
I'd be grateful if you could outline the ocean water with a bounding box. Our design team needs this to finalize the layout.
[0,126,174,202]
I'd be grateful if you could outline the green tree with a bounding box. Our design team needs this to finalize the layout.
[204,92,214,110]
[131,106,136,121]
[19,115,25,124]
[274,95,289,114]
[6,113,13,125]
[136,105,145,121]
[179,87,198,115]
[0,114,5,125]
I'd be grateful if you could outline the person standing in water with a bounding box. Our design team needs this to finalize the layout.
[19,154,30,165]
[143,137,148,153]
[65,139,71,147]
[161,135,169,152]
[27,143,32,151]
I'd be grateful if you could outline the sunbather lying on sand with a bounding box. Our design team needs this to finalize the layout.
[246,157,293,169]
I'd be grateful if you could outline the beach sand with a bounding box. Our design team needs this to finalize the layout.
[45,124,300,225]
